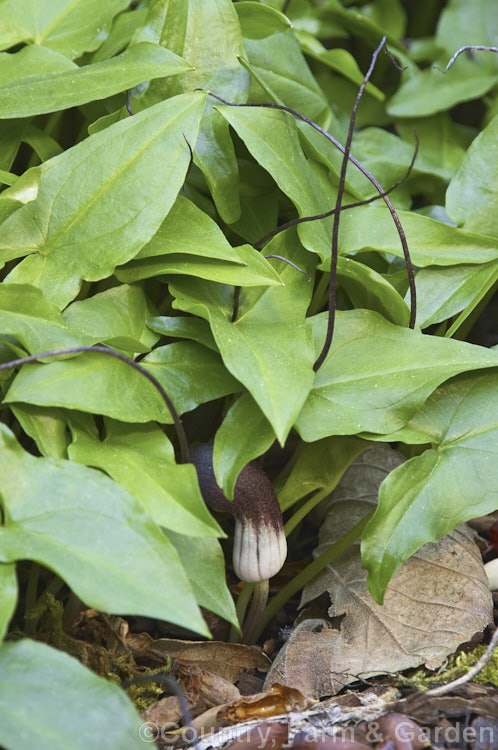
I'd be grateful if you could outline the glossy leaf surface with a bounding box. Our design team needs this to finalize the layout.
[218,105,335,263]
[0,93,206,308]
[0,284,92,351]
[5,343,240,423]
[117,244,284,287]
[68,418,222,537]
[62,285,159,353]
[295,310,498,439]
[0,0,130,58]
[339,205,498,267]
[0,43,191,118]
[362,372,498,602]
[134,0,250,222]
[0,425,207,633]
[165,529,238,626]
[0,640,149,750]
[170,234,315,444]
[446,114,498,239]
[213,393,276,500]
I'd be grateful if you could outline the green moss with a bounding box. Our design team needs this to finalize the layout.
[404,645,498,689]
[125,668,166,712]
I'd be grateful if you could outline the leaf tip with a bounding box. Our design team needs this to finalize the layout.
[366,572,386,605]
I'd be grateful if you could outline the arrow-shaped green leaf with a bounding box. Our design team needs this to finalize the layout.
[362,371,498,603]
[0,92,206,308]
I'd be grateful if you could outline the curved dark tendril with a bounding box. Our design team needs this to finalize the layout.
[121,672,197,749]
[254,133,419,249]
[264,255,311,281]
[314,36,387,371]
[205,92,417,332]
[126,90,133,116]
[434,45,498,73]
[282,0,291,12]
[0,346,190,464]
[384,46,408,71]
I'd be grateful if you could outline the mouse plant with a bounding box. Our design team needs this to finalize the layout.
[0,0,497,746]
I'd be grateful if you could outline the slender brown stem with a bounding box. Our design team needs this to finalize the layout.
[121,672,198,748]
[384,46,408,71]
[425,627,498,697]
[314,36,387,371]
[264,255,311,280]
[206,93,416,332]
[254,135,419,250]
[0,346,190,463]
[434,45,498,73]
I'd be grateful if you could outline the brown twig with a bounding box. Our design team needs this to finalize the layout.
[253,133,418,250]
[264,255,311,280]
[425,627,498,697]
[121,672,198,749]
[384,46,408,71]
[434,45,498,73]
[314,36,387,371]
[254,136,418,250]
[0,346,190,463]
[205,93,417,332]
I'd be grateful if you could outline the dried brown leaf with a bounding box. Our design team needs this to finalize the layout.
[175,662,240,707]
[392,684,498,724]
[145,638,271,683]
[266,446,492,698]
[142,695,183,729]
